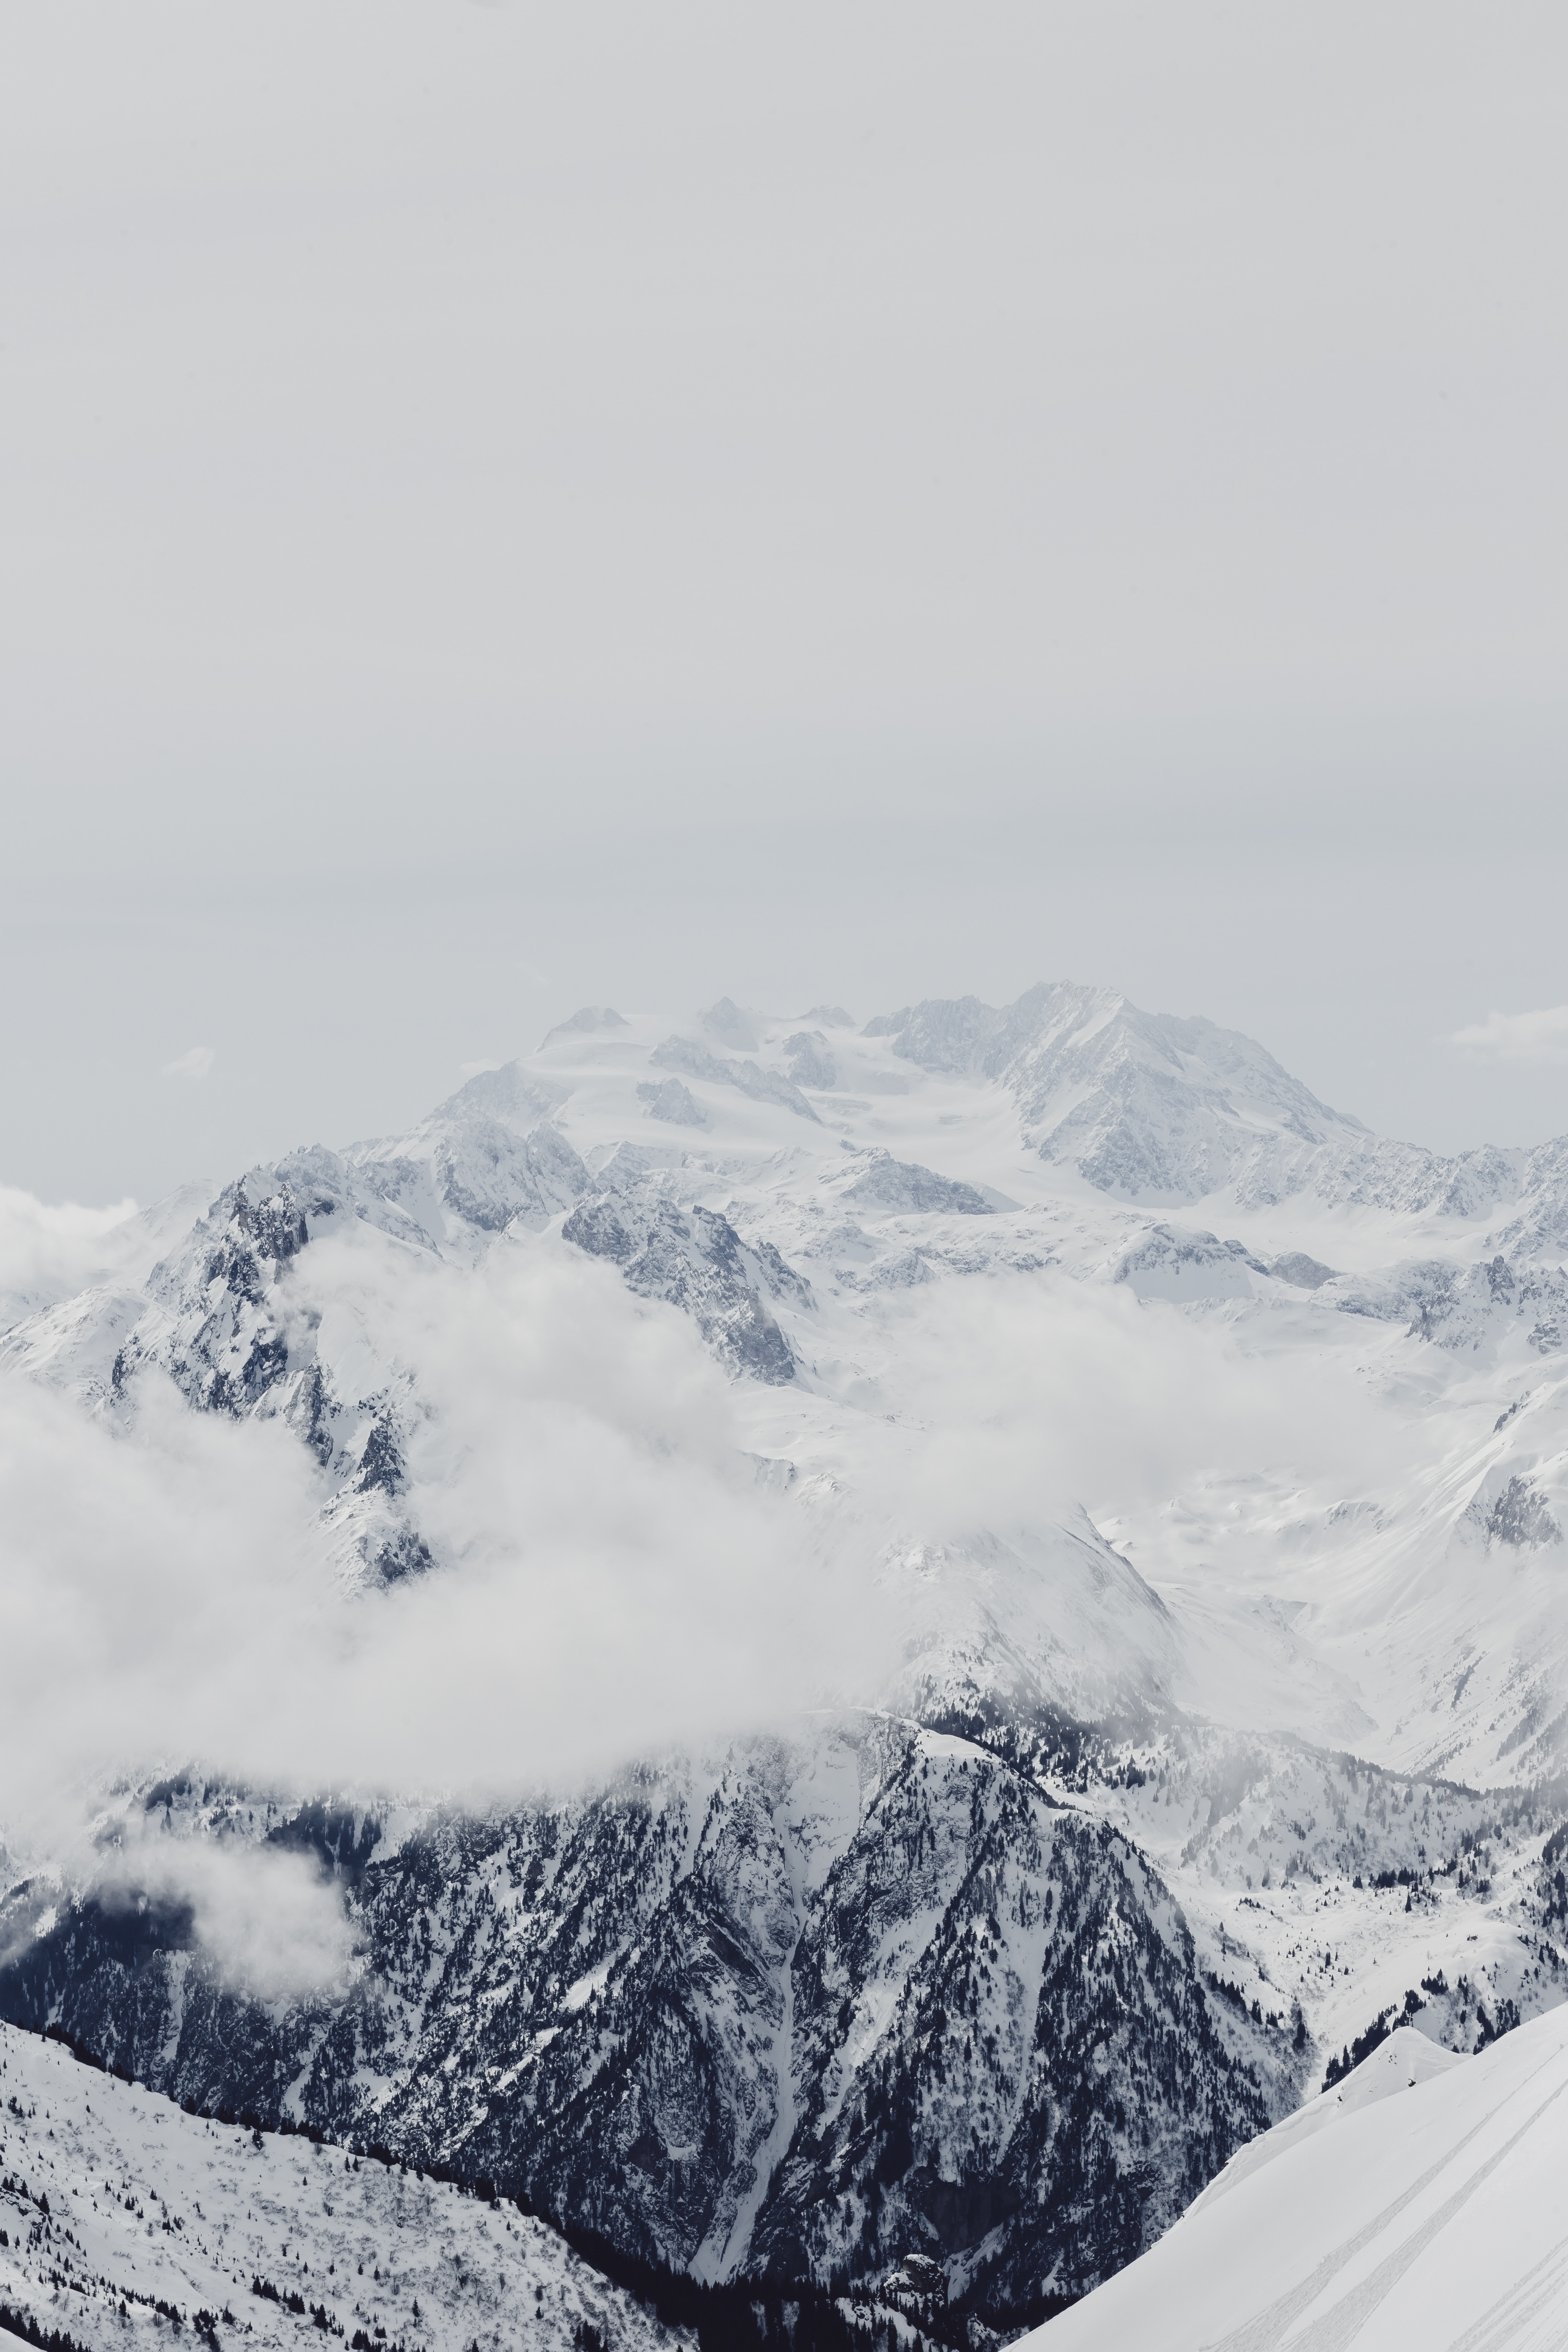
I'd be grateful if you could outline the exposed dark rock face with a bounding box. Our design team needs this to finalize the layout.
[110,1162,334,1420]
[744,1742,1270,2310]
[563,1191,807,1385]
[268,1799,384,1886]
[1270,1252,1338,1289]
[1266,1249,1568,1362]
[368,1521,435,1582]
[1484,1475,1562,1550]
[0,1725,1287,2325]
[356,1415,408,1496]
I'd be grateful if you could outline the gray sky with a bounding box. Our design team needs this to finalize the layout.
[3,0,1566,1203]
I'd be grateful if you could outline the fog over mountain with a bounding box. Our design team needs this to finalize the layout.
[3,983,1566,2347]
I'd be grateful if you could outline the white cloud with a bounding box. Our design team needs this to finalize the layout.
[457,1059,503,1078]
[99,1839,356,2002]
[0,1212,1389,1849]
[163,1044,216,1081]
[1449,1006,1568,1065]
[0,1185,139,1316]
[0,1189,1452,1996]
[0,1229,880,1949]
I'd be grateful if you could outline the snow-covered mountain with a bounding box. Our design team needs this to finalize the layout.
[7,981,1563,1776]
[4,1719,1561,2334]
[0,2018,673,2352]
[1031,2002,1568,2348]
[0,1723,1303,2322]
[3,978,1568,2337]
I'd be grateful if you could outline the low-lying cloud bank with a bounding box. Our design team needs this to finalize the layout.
[0,1176,1508,2001]
[0,1185,141,1319]
[0,1234,877,1851]
[0,1213,1410,1827]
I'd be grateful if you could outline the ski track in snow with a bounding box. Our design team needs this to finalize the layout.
[1032,2007,1568,2350]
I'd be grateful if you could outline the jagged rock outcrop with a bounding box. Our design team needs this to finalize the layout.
[562,1188,808,1384]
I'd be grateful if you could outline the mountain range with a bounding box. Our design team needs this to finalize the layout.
[2,980,1566,2344]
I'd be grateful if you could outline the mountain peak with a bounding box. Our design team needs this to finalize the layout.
[866,981,1371,1204]
[538,1004,630,1049]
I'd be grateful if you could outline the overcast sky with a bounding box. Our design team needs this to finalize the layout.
[3,1,1566,1203]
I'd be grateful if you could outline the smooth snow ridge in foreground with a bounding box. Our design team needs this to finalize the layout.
[0,2022,673,2352]
[1033,2004,1568,2350]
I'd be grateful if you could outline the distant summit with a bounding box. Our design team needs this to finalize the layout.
[539,1004,629,1048]
[863,981,1554,1218]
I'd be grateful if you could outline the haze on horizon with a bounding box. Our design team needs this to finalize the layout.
[2,0,1566,1205]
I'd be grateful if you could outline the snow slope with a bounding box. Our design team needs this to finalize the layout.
[1031,2002,1568,2350]
[0,2020,676,2352]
